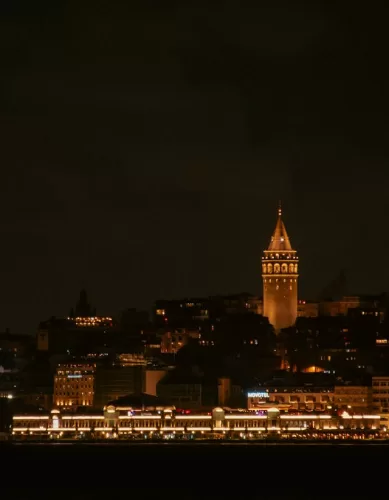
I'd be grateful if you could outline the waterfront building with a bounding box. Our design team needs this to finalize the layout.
[53,363,95,408]
[372,376,389,427]
[11,406,382,440]
[333,384,372,414]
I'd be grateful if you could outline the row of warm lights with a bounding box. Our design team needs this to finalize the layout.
[13,417,380,426]
[67,316,113,327]
[13,427,381,436]
[68,317,113,321]
[59,365,95,369]
[54,401,93,406]
[13,411,380,419]
[262,254,298,259]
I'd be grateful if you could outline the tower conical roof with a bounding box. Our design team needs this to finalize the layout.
[267,203,293,251]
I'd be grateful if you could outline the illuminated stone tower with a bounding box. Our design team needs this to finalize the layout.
[262,204,298,333]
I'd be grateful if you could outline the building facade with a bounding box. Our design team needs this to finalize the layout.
[94,366,145,409]
[297,300,319,318]
[160,329,201,354]
[333,384,372,413]
[262,205,298,332]
[372,376,389,427]
[145,368,169,396]
[53,363,95,408]
[12,407,382,440]
[260,387,333,412]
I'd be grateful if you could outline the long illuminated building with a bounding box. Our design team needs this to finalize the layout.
[11,405,382,440]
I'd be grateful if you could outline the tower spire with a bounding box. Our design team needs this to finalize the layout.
[268,202,292,251]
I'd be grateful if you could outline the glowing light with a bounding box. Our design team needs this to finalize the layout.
[68,316,113,327]
[247,392,269,398]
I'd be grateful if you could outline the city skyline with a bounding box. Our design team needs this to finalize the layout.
[2,3,389,493]
[1,4,389,332]
[1,200,386,334]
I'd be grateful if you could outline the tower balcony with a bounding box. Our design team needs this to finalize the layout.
[262,252,298,260]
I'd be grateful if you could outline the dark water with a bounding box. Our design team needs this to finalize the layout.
[2,442,385,497]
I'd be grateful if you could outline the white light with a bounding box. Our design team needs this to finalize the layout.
[247,392,269,398]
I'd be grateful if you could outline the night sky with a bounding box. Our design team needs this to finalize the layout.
[1,2,389,333]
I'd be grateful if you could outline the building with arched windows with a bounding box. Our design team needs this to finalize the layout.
[262,204,298,332]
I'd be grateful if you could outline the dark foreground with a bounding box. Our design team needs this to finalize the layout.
[1,441,385,497]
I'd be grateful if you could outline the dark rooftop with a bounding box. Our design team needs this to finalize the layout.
[106,392,172,408]
[263,372,337,388]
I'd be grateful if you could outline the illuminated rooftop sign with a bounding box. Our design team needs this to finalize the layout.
[247,391,269,398]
